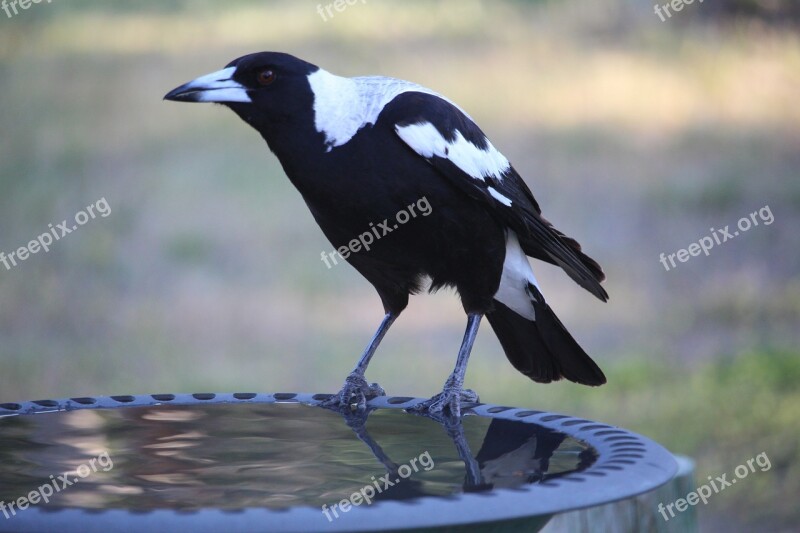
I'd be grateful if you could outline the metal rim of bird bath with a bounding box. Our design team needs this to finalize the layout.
[0,392,678,533]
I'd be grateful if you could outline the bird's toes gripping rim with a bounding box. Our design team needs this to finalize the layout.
[407,388,480,419]
[322,375,386,411]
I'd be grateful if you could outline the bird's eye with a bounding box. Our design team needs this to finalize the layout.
[257,69,276,85]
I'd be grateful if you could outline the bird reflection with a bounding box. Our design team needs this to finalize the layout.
[323,404,595,501]
[322,405,430,502]
[472,418,595,487]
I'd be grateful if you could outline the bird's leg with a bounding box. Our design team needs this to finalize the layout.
[410,313,482,418]
[323,312,397,411]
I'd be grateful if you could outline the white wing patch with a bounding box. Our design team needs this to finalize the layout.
[307,69,470,151]
[488,186,513,206]
[395,122,511,182]
[493,231,540,320]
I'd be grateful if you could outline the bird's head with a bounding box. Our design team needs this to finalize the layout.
[164,51,319,128]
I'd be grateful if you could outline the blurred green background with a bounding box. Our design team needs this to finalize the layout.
[1,0,798,530]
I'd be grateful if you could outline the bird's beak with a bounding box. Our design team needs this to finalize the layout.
[164,66,251,103]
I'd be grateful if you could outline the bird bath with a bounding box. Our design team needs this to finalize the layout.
[0,393,677,532]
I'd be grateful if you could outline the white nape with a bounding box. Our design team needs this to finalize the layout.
[307,69,469,151]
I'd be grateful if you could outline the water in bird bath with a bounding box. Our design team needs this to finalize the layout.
[0,402,596,511]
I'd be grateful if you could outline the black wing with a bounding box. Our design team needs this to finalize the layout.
[388,92,607,301]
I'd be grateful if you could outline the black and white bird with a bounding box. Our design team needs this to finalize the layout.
[165,52,608,417]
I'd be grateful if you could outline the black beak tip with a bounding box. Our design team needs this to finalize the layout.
[163,85,194,102]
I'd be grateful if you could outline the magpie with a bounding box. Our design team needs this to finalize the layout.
[165,52,608,417]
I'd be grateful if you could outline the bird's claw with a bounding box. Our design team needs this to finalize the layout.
[408,386,479,418]
[322,374,386,411]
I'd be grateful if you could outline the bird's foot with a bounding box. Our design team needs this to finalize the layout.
[322,373,386,412]
[408,385,479,418]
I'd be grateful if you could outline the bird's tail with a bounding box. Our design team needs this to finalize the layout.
[486,284,606,386]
